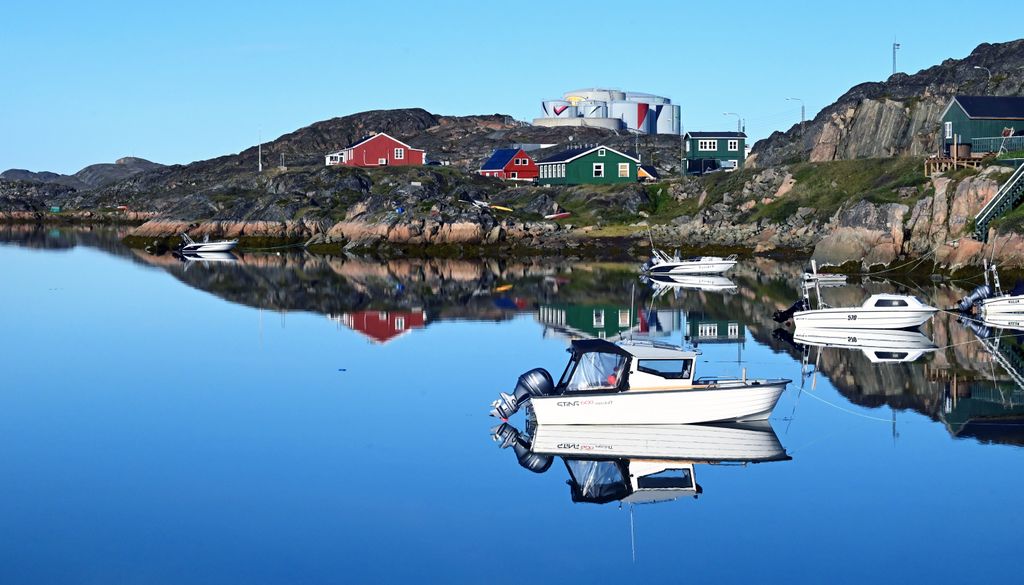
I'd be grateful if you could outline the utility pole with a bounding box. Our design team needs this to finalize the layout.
[892,39,901,76]
[258,129,263,173]
[786,98,805,136]
[723,112,741,133]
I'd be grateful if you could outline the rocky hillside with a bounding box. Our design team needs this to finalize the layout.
[1,157,163,190]
[751,39,1024,167]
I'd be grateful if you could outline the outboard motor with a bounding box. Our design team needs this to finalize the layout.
[958,314,993,339]
[772,299,809,323]
[491,423,553,473]
[640,256,656,272]
[489,368,554,420]
[956,284,991,312]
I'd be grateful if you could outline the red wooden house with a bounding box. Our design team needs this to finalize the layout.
[325,132,426,167]
[478,148,538,180]
[334,310,427,344]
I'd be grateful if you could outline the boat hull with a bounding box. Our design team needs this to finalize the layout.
[792,308,935,329]
[530,422,789,463]
[981,296,1024,315]
[181,241,238,253]
[528,381,788,425]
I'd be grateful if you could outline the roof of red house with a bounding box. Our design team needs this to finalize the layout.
[480,148,522,171]
[342,132,422,151]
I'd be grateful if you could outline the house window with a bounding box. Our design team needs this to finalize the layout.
[618,310,630,327]
[944,121,953,140]
[593,163,604,178]
[698,323,718,337]
[618,163,630,177]
[598,148,606,157]
[395,317,405,331]
[727,139,739,151]
[560,164,565,177]
[728,323,739,338]
[510,171,518,179]
[593,309,605,328]
[378,158,388,165]
[394,148,405,160]
[698,139,718,151]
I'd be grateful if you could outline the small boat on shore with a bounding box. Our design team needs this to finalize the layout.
[179,233,238,253]
[488,339,789,425]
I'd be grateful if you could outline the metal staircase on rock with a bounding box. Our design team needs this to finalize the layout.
[974,164,1024,242]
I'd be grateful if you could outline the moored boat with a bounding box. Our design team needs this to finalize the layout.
[774,289,937,330]
[793,326,937,363]
[489,339,789,425]
[642,249,738,275]
[179,233,238,253]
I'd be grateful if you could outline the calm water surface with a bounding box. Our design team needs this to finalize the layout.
[3,226,1024,584]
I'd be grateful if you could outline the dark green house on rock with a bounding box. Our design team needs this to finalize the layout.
[684,131,746,175]
[536,145,640,185]
[940,95,1024,156]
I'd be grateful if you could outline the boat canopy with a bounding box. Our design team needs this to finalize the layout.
[565,460,631,504]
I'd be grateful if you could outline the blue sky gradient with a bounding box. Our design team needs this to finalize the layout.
[2,0,1021,173]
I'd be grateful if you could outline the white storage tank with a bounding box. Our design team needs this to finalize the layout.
[578,100,608,118]
[563,88,625,105]
[625,92,670,105]
[611,100,654,134]
[542,100,577,118]
[655,104,681,135]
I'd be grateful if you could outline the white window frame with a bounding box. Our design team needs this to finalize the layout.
[510,171,518,179]
[944,121,953,140]
[728,322,739,338]
[598,148,606,157]
[378,158,388,165]
[593,309,605,328]
[395,316,405,331]
[618,310,630,327]
[593,163,604,178]
[394,148,405,160]
[618,162,630,178]
[559,163,565,177]
[727,139,739,152]
[698,139,718,151]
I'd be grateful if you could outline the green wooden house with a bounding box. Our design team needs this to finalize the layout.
[537,303,635,339]
[536,145,640,185]
[684,131,746,174]
[940,95,1024,155]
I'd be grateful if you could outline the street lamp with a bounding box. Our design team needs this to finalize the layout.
[974,65,993,81]
[723,112,741,133]
[786,97,805,136]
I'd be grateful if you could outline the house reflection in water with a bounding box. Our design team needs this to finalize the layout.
[536,304,744,348]
[329,310,427,344]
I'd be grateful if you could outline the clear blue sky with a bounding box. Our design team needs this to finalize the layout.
[2,0,1021,174]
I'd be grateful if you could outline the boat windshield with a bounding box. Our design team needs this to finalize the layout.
[565,460,628,502]
[564,351,627,392]
[636,467,694,490]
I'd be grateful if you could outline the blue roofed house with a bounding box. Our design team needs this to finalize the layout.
[478,148,538,181]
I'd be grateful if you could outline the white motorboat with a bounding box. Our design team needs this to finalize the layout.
[489,339,789,425]
[978,263,1024,316]
[179,232,239,253]
[646,273,738,294]
[793,326,937,363]
[642,248,738,275]
[492,420,789,504]
[774,288,937,330]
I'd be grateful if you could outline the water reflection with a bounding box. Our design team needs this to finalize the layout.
[6,225,1024,446]
[492,421,789,505]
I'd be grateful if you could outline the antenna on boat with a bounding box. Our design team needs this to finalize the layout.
[630,282,636,341]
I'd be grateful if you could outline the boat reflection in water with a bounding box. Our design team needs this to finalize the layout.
[174,250,239,266]
[790,327,938,364]
[645,273,739,296]
[492,421,789,505]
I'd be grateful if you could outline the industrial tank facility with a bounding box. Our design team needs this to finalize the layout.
[533,88,681,135]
